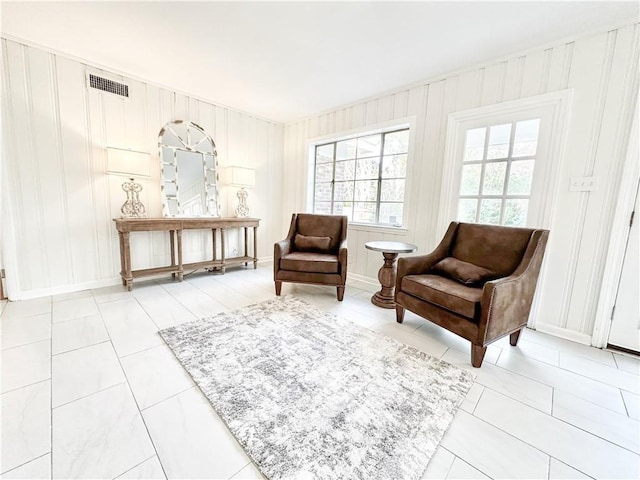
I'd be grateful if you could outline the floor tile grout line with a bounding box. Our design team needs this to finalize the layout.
[1,337,50,353]
[52,381,128,410]
[226,460,255,480]
[109,293,170,480]
[476,383,640,456]
[1,374,51,396]
[0,451,51,476]
[494,355,638,413]
[111,454,157,480]
[139,384,197,412]
[548,455,597,479]
[51,339,112,358]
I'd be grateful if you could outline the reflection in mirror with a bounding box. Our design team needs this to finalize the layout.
[158,121,220,217]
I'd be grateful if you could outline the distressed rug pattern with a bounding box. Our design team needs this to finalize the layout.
[160,296,474,480]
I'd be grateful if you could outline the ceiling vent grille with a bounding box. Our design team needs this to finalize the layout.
[89,74,129,97]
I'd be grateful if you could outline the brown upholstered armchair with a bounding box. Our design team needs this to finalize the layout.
[395,222,549,367]
[274,213,348,301]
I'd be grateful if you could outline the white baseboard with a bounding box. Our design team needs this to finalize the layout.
[347,272,379,287]
[12,256,276,301]
[534,322,593,346]
[14,277,122,301]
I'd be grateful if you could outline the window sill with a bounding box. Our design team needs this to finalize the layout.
[348,223,408,235]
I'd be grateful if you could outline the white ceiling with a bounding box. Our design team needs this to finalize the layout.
[1,1,638,123]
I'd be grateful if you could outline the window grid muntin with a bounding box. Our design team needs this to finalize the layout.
[313,128,409,225]
[460,119,538,225]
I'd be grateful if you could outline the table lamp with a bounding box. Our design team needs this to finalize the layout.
[223,166,256,217]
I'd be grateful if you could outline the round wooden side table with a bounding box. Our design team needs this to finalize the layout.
[365,241,417,309]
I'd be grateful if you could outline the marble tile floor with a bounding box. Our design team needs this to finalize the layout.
[1,265,638,479]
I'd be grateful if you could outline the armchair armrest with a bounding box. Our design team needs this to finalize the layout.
[338,239,348,279]
[274,239,292,275]
[478,230,549,343]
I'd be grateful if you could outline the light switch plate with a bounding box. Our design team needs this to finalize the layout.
[569,176,596,192]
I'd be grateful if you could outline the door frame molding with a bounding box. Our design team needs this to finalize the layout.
[592,99,640,348]
[438,90,574,329]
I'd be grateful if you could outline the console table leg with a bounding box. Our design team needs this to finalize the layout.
[253,226,258,269]
[122,232,133,291]
[244,227,249,266]
[170,230,176,278]
[220,228,226,274]
[177,229,184,281]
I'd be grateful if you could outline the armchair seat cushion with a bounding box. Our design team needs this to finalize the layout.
[280,252,340,274]
[401,274,482,319]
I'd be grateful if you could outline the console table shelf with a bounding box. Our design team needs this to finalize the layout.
[113,217,260,290]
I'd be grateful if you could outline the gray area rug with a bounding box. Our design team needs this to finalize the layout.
[160,296,474,480]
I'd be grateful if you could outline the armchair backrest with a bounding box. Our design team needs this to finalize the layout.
[450,222,542,277]
[289,213,347,253]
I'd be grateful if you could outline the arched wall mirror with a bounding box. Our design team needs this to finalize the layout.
[158,121,220,217]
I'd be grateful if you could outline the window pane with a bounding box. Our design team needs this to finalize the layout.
[478,199,502,224]
[356,158,379,180]
[336,139,356,160]
[458,199,478,222]
[383,130,409,155]
[504,199,528,226]
[333,181,354,201]
[354,180,378,201]
[482,161,507,195]
[460,164,481,195]
[356,135,381,158]
[380,179,405,202]
[464,128,486,161]
[316,144,334,163]
[314,182,332,202]
[353,202,377,223]
[332,201,353,220]
[513,119,540,158]
[487,124,511,159]
[382,154,407,178]
[314,202,331,215]
[315,163,333,183]
[379,203,403,225]
[507,160,535,195]
[335,160,355,181]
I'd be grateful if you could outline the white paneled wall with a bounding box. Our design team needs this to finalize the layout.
[282,24,639,342]
[1,38,284,299]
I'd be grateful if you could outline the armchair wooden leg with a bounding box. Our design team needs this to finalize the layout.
[396,305,405,324]
[275,281,282,296]
[510,329,522,346]
[471,344,487,368]
[336,286,345,301]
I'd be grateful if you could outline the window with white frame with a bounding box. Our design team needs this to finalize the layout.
[313,128,409,226]
[458,119,540,226]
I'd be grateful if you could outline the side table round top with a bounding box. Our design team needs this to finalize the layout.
[365,241,417,254]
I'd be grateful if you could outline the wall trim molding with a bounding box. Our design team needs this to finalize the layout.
[15,277,122,301]
[438,88,574,236]
[347,272,379,288]
[535,322,593,346]
[438,89,574,330]
[591,97,640,348]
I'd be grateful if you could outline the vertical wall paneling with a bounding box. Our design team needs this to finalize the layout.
[282,24,640,342]
[1,40,23,296]
[2,38,284,299]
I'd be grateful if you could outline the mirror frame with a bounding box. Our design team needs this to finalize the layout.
[158,120,221,217]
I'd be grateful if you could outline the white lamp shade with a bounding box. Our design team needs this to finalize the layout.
[223,166,256,187]
[106,147,150,177]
